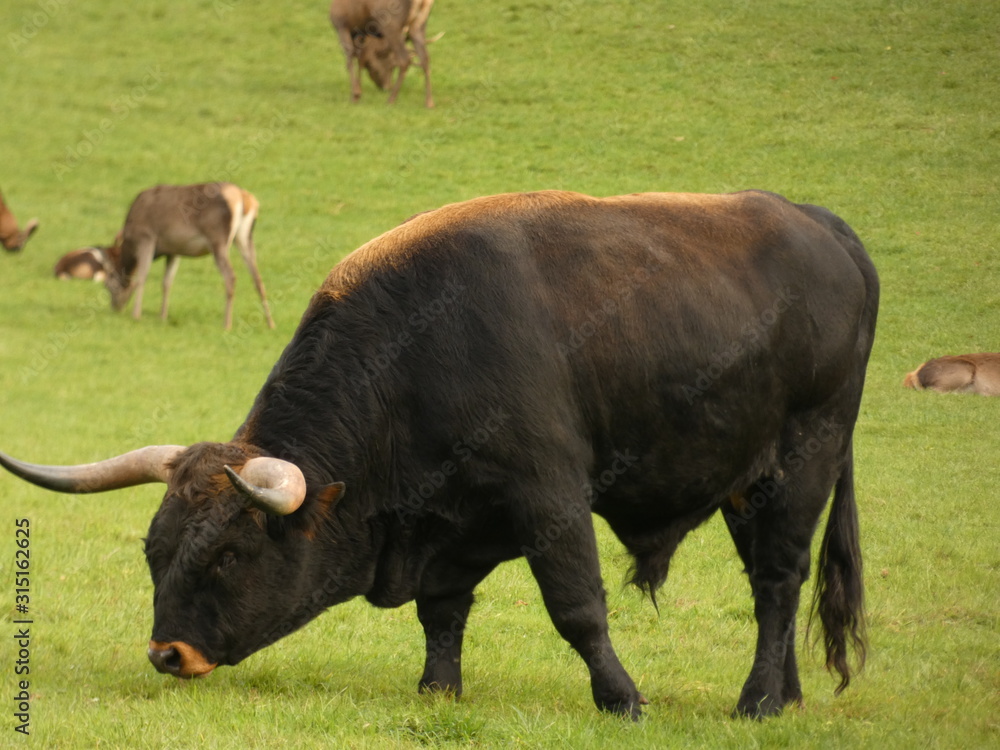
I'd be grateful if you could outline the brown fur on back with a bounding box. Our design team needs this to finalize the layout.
[53,247,108,280]
[903,353,1000,396]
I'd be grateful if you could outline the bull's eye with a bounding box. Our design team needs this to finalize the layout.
[216,550,237,573]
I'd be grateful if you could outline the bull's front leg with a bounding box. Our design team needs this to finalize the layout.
[518,495,644,719]
[415,561,497,697]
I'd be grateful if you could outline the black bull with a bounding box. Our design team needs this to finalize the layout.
[0,190,878,719]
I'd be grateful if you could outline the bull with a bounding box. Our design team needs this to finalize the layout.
[0,190,878,719]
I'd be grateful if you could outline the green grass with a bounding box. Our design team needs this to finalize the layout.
[1,0,999,747]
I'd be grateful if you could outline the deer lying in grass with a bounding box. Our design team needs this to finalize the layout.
[903,353,1000,396]
[54,247,108,281]
[104,182,275,330]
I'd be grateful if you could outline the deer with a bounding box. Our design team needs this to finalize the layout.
[0,189,39,253]
[103,182,275,330]
[330,0,437,108]
[903,353,1000,396]
[54,247,108,281]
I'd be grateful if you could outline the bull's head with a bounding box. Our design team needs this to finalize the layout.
[0,443,344,678]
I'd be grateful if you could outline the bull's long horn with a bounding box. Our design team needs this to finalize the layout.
[224,457,307,516]
[0,445,185,493]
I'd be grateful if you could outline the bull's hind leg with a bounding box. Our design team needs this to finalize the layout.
[725,425,847,718]
[516,488,643,718]
[724,480,807,715]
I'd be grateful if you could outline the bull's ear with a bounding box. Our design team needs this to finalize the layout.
[315,482,346,511]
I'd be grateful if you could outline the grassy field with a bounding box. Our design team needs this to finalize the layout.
[1,0,998,747]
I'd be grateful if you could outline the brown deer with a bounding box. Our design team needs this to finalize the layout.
[330,0,437,108]
[54,247,108,281]
[0,190,39,252]
[104,182,275,330]
[903,353,1000,396]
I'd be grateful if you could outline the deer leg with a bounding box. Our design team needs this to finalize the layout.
[336,28,363,102]
[129,239,156,321]
[409,28,434,108]
[160,255,180,322]
[213,247,236,331]
[234,225,275,329]
[386,37,412,105]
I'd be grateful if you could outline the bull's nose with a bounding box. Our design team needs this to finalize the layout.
[147,640,218,678]
[147,642,182,675]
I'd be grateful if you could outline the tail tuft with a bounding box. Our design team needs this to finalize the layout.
[808,447,867,694]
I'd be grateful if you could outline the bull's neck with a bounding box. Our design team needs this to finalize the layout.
[233,288,425,608]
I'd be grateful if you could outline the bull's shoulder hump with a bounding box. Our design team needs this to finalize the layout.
[316,189,814,298]
[357,190,787,252]
[348,191,590,255]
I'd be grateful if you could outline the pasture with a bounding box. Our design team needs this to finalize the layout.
[1,0,997,747]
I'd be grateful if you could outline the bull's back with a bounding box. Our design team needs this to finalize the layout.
[520,192,872,494]
[367,190,871,399]
[322,191,876,501]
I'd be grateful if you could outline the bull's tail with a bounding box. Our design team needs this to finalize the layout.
[808,443,867,694]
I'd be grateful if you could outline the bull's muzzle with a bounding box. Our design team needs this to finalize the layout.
[147,640,217,678]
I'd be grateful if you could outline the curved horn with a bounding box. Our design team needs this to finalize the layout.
[224,457,307,516]
[0,445,185,494]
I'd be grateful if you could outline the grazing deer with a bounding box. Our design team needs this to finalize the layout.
[330,0,437,108]
[104,182,275,330]
[0,190,39,252]
[903,353,1000,396]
